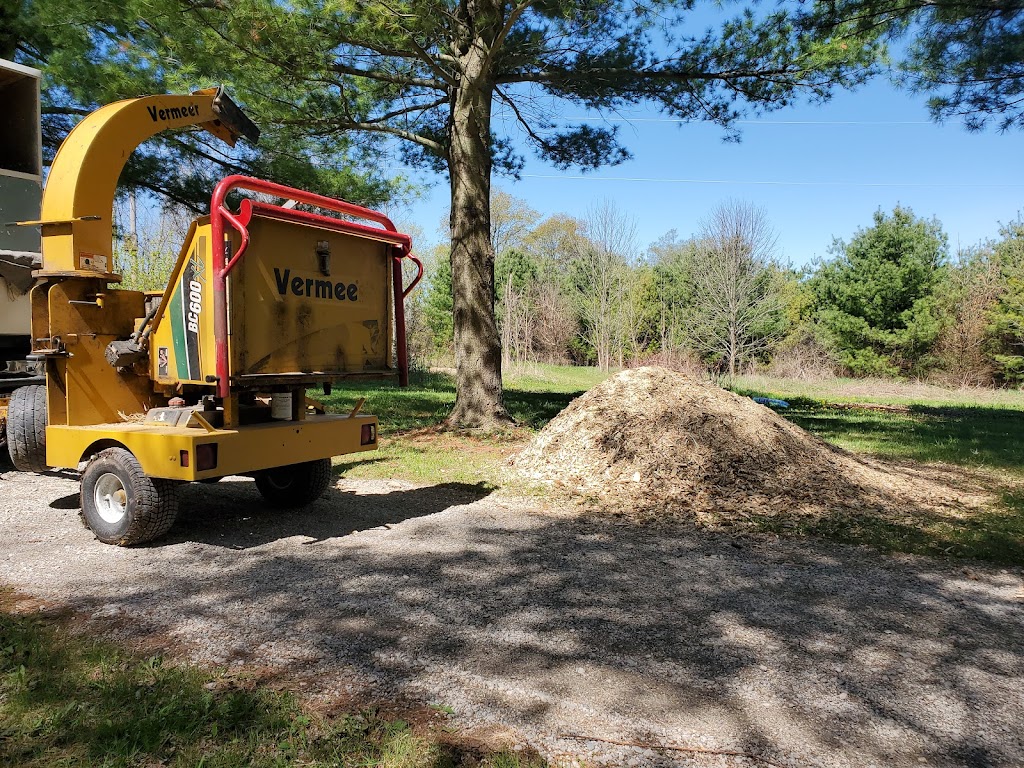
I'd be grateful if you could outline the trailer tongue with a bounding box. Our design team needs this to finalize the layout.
[7,87,422,545]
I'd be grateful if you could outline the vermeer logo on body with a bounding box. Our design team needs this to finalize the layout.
[146,103,201,122]
[273,268,358,302]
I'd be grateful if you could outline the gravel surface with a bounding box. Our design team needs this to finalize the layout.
[1,468,1023,768]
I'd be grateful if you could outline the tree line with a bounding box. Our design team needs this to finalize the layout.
[408,194,1024,387]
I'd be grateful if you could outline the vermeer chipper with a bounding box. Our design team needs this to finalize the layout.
[7,88,422,545]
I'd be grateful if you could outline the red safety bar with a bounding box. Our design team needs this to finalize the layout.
[209,175,424,398]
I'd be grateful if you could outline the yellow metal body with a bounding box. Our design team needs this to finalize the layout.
[32,279,160,426]
[229,215,394,378]
[33,88,395,480]
[146,214,395,390]
[46,413,378,480]
[147,219,217,387]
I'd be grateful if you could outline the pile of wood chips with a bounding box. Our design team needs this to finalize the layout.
[511,366,990,525]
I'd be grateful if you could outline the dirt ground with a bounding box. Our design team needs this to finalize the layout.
[1,468,1023,768]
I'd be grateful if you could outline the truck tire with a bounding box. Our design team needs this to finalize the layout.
[8,385,48,472]
[255,459,333,508]
[80,447,180,545]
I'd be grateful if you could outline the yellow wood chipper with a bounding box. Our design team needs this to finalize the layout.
[5,86,422,545]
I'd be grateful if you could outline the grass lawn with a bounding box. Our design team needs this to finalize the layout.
[732,373,1024,410]
[729,392,1024,473]
[731,378,1024,564]
[0,591,543,768]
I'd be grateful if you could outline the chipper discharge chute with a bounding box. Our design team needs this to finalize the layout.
[7,87,423,545]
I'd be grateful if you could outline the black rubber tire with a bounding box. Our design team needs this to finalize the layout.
[254,459,333,508]
[8,385,48,472]
[80,447,180,545]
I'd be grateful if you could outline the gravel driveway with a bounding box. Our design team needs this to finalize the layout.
[1,468,1022,768]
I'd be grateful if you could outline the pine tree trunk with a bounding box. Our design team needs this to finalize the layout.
[444,57,512,429]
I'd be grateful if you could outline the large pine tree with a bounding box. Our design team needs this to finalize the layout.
[812,206,948,376]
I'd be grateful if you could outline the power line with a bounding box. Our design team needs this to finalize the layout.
[565,116,932,125]
[520,174,1024,188]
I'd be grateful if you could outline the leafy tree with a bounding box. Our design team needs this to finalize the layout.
[810,0,1024,131]
[569,201,638,372]
[647,231,699,353]
[421,245,456,358]
[525,215,585,280]
[495,249,540,299]
[812,206,948,376]
[9,0,396,211]
[495,248,540,366]
[903,3,1024,131]
[985,217,1024,382]
[926,243,1000,386]
[764,268,837,379]
[490,192,540,259]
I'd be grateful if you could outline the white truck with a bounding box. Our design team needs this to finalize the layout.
[0,58,45,445]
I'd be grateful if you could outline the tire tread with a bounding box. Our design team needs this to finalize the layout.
[81,448,179,545]
[9,385,48,472]
[255,458,333,508]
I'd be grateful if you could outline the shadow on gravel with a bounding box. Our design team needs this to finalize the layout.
[161,478,493,549]
[49,493,80,510]
[32,481,1024,768]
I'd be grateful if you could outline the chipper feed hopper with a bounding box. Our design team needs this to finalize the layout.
[6,87,422,545]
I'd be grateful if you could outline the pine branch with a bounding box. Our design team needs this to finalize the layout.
[331,63,447,91]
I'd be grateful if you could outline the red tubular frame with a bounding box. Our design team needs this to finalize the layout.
[209,174,424,398]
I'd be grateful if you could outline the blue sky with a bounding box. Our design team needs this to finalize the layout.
[395,79,1024,268]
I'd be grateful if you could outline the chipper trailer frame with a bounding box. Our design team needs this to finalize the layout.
[6,87,423,545]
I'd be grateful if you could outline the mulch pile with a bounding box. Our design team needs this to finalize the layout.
[511,366,989,524]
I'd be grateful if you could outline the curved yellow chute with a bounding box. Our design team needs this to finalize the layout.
[39,88,258,274]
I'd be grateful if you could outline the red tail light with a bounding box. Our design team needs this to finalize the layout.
[196,443,218,470]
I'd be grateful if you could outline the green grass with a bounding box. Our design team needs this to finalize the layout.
[320,365,608,484]
[731,382,1024,564]
[0,595,545,768]
[732,373,1024,410]
[730,394,1024,473]
[744,496,1024,565]
[316,364,606,434]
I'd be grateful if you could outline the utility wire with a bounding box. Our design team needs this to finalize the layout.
[565,117,932,125]
[520,174,1024,188]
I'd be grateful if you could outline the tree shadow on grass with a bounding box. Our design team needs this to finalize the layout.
[503,388,586,429]
[777,400,1024,471]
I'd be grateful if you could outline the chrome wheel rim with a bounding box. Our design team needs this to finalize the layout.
[94,473,128,524]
